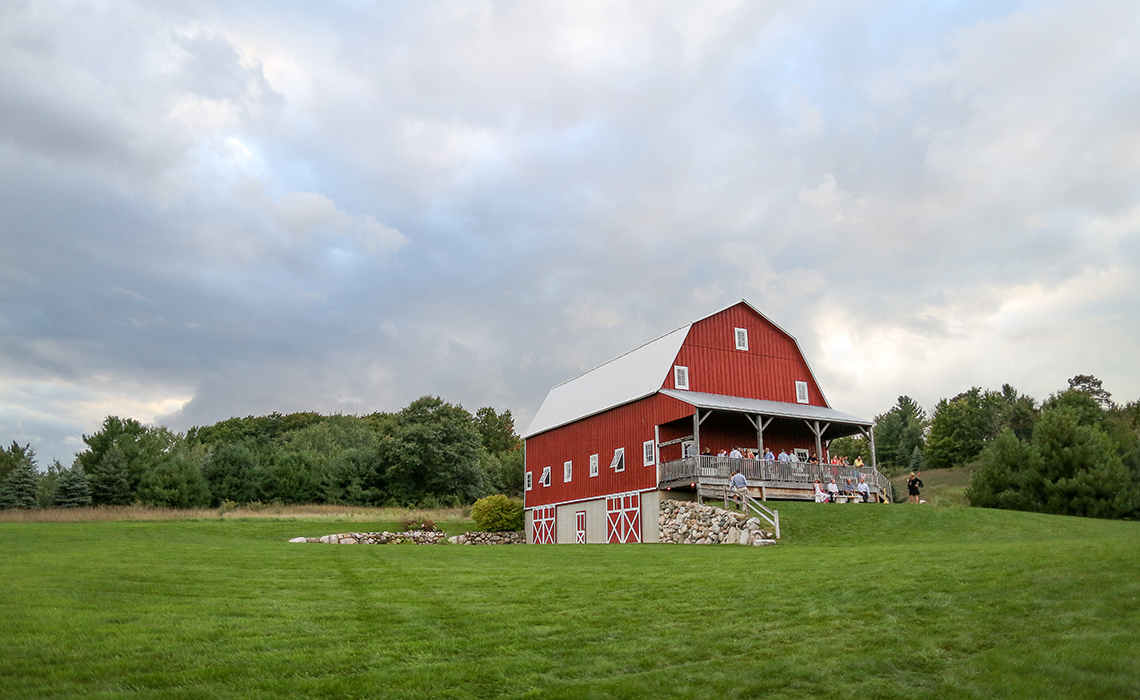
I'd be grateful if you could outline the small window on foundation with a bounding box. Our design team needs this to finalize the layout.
[674,365,689,390]
[796,381,809,404]
[735,328,749,351]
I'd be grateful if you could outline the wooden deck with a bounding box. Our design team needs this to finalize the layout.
[659,455,891,503]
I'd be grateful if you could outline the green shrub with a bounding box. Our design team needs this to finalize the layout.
[470,494,523,531]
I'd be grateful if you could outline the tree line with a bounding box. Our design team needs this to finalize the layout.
[0,396,524,510]
[830,375,1140,519]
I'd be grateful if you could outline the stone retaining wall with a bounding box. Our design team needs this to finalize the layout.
[447,531,525,545]
[658,499,776,546]
[288,530,524,545]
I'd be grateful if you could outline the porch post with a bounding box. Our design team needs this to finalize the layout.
[868,425,878,471]
[692,409,701,456]
[813,421,823,463]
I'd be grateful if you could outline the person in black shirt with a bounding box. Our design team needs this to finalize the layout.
[907,472,924,504]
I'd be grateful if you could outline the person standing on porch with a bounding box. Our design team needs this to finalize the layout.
[729,446,742,460]
[777,449,790,462]
[764,448,775,463]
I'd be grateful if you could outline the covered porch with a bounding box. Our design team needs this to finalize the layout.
[654,390,891,501]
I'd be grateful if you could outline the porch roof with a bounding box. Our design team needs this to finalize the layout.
[660,389,873,428]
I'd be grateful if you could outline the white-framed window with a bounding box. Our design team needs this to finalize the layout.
[735,327,749,351]
[643,439,656,466]
[589,453,599,477]
[539,465,551,487]
[674,365,689,390]
[796,380,809,404]
[563,460,572,483]
[525,470,533,491]
[610,447,625,473]
[794,448,810,462]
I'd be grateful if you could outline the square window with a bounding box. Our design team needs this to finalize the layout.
[643,439,655,466]
[794,448,810,462]
[540,466,551,487]
[589,453,599,477]
[563,460,572,483]
[525,471,533,491]
[610,448,625,472]
[734,327,749,351]
[796,381,809,404]
[674,365,689,390]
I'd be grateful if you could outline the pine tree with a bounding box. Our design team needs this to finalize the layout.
[88,444,132,506]
[0,455,40,509]
[53,466,93,508]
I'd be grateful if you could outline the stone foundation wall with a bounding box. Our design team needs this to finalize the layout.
[658,499,776,546]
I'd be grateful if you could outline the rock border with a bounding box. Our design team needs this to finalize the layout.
[658,499,776,546]
[288,530,524,545]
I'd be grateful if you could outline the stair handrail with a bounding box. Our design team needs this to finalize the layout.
[722,485,780,539]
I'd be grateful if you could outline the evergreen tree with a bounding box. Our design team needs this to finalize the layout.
[873,396,928,475]
[88,444,132,506]
[0,452,40,509]
[53,466,93,508]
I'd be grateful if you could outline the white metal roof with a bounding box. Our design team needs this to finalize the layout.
[660,389,872,427]
[524,324,690,437]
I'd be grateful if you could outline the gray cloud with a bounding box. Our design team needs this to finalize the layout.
[2,0,1138,463]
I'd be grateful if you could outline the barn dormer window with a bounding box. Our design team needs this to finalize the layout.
[674,365,689,390]
[795,381,809,404]
[734,327,749,351]
[540,466,551,487]
[610,447,625,472]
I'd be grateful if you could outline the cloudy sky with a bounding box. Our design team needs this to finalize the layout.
[2,0,1138,463]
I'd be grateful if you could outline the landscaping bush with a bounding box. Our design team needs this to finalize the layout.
[470,494,523,531]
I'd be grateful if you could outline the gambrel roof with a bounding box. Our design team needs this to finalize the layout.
[524,300,831,438]
[524,324,690,438]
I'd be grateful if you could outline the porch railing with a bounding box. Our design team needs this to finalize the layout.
[661,455,891,496]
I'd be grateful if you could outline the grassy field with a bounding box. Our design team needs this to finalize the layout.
[2,502,1138,699]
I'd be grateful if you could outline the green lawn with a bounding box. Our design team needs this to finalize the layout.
[2,505,1138,699]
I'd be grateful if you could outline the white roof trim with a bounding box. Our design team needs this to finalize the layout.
[524,324,690,437]
[660,389,871,426]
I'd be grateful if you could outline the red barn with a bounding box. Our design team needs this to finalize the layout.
[523,300,889,544]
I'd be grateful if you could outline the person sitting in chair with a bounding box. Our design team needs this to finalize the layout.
[826,479,840,502]
[813,479,829,503]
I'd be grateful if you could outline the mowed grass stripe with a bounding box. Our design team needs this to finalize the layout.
[2,506,1138,699]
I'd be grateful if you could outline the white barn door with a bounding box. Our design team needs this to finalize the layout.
[532,505,555,544]
[606,492,641,543]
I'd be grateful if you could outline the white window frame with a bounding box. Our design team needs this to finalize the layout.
[539,465,551,487]
[643,439,656,466]
[796,380,809,404]
[589,453,599,477]
[563,460,572,483]
[794,448,810,462]
[674,365,689,390]
[735,327,749,351]
[610,447,625,473]
[525,470,533,491]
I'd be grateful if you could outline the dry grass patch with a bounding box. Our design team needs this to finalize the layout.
[0,503,468,524]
